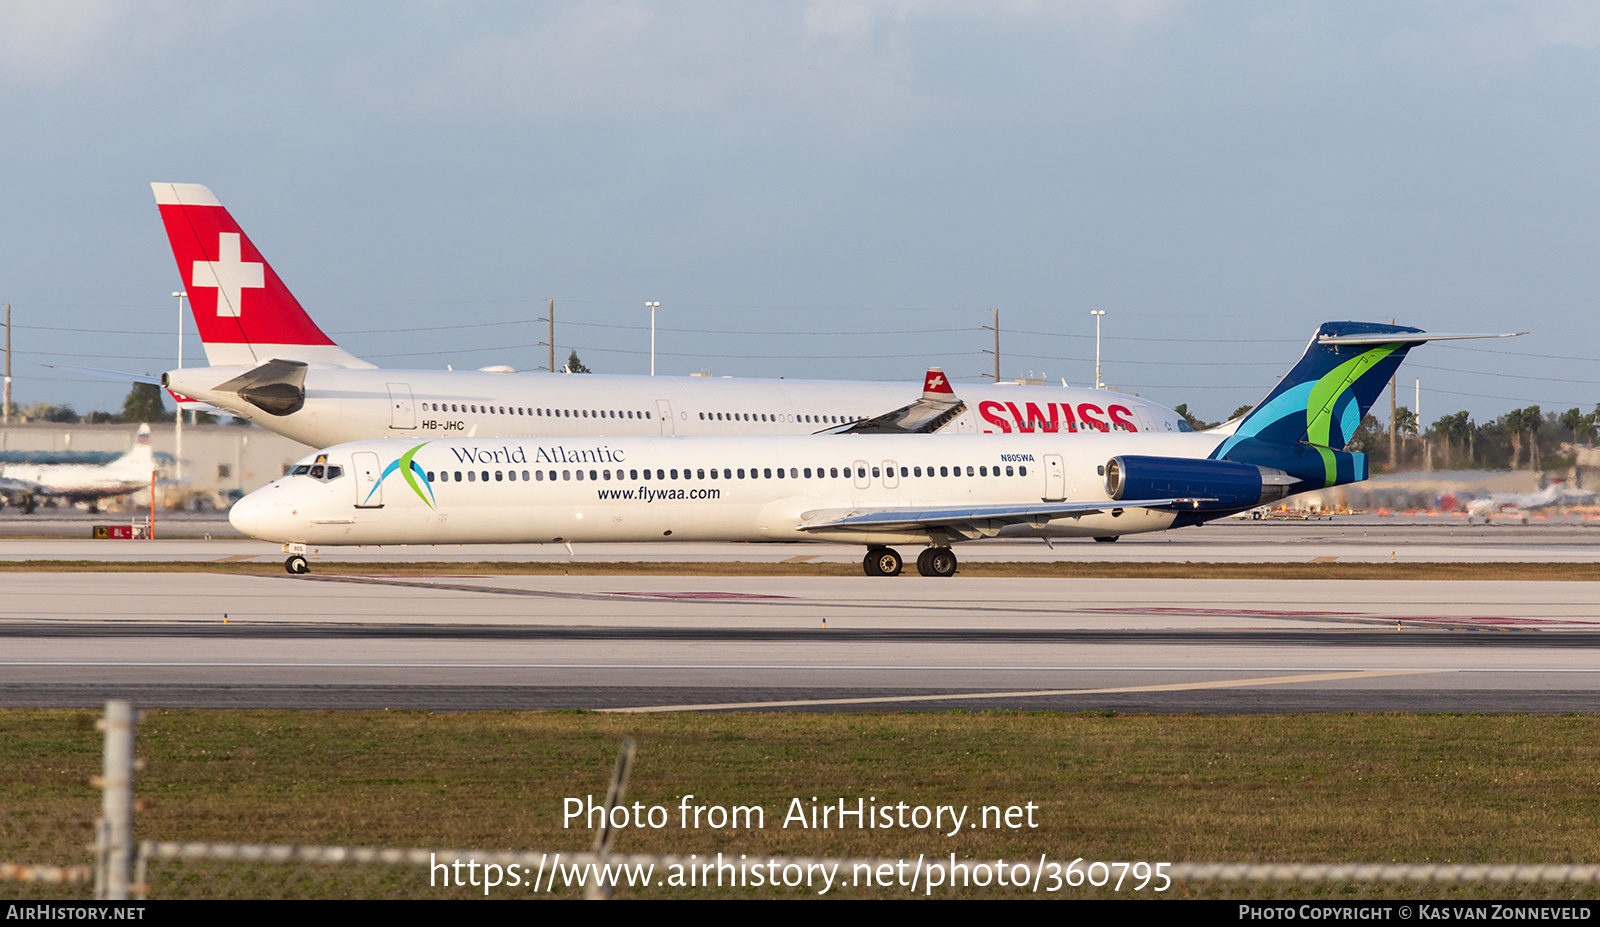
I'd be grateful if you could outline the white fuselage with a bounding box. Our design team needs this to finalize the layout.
[230,431,1228,549]
[165,366,1188,448]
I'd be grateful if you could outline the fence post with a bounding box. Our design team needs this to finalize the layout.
[584,737,636,900]
[94,700,135,901]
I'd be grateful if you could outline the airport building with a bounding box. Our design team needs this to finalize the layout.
[0,421,310,511]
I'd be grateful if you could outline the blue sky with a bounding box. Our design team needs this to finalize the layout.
[2,1,1597,426]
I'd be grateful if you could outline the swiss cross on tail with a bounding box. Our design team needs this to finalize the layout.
[922,367,953,399]
[191,233,264,318]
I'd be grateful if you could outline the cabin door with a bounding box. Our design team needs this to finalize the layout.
[387,383,416,429]
[852,460,871,492]
[1043,454,1066,501]
[655,400,674,436]
[353,451,383,508]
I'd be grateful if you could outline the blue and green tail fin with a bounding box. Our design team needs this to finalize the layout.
[1211,321,1425,488]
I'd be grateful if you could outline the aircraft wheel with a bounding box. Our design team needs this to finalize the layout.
[21,498,35,515]
[917,547,957,577]
[863,547,902,577]
[285,555,310,575]
[1092,535,1119,543]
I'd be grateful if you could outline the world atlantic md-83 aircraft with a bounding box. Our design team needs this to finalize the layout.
[150,182,1189,446]
[229,321,1515,576]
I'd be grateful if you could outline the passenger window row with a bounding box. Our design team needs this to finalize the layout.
[699,412,855,424]
[425,403,653,420]
[420,402,861,425]
[422,464,1028,483]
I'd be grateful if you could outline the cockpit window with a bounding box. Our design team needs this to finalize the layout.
[293,462,345,482]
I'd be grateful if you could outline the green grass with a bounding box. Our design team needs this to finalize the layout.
[5,710,1600,898]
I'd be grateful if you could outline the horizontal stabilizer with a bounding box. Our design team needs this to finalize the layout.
[1317,331,1524,345]
[167,389,223,414]
[42,364,162,386]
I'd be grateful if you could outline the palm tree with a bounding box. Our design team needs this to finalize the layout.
[1502,409,1528,470]
[1431,411,1471,469]
[1561,407,1597,445]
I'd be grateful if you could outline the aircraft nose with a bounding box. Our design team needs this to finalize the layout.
[228,490,264,537]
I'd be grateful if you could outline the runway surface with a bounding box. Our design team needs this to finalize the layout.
[4,514,1600,564]
[3,556,1599,712]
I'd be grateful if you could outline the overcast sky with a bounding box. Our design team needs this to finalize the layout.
[2,1,1596,426]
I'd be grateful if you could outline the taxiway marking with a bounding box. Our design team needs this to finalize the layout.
[603,669,1446,712]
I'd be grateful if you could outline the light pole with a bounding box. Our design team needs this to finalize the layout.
[1090,310,1106,389]
[3,303,11,426]
[172,291,187,484]
[646,302,660,375]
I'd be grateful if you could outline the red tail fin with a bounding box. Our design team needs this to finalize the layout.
[921,367,954,399]
[152,183,369,368]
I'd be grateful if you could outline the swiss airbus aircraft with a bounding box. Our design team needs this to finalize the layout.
[229,322,1515,576]
[151,183,1188,446]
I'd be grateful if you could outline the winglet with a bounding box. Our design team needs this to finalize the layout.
[922,367,954,399]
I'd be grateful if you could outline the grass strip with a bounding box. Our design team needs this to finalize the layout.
[5,710,1600,898]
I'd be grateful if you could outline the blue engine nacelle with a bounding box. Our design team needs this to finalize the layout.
[1104,455,1273,511]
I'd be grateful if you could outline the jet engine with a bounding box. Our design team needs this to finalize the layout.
[191,359,308,416]
[1104,455,1293,511]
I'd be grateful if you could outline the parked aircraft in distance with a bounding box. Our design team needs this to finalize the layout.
[0,425,157,514]
[149,183,1190,448]
[1464,481,1598,522]
[229,322,1518,575]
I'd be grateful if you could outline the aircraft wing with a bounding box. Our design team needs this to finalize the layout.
[796,497,1198,535]
[819,366,968,435]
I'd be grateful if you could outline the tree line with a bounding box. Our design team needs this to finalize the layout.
[1176,401,1598,472]
[4,383,232,425]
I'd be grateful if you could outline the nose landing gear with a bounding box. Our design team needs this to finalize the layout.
[285,554,309,574]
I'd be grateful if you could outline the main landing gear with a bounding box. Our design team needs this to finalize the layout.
[916,546,958,578]
[863,547,902,576]
[861,546,958,577]
[285,554,309,574]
